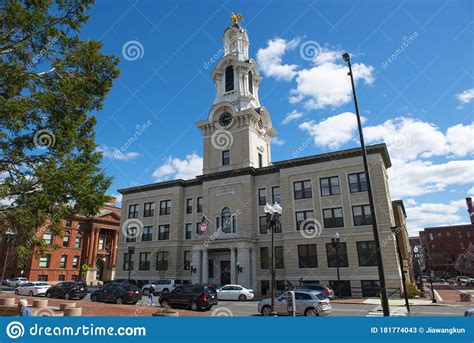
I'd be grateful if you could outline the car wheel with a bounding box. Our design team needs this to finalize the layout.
[29,291,34,296]
[305,308,319,316]
[261,305,272,317]
[91,295,98,302]
[64,293,70,300]
[116,297,124,305]
[190,302,199,311]
[46,292,51,298]
[160,299,169,308]
[238,294,247,301]
[143,289,149,296]
[162,288,169,294]
[14,289,19,295]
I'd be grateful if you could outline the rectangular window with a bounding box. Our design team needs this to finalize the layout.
[222,150,230,165]
[261,280,270,296]
[60,255,67,268]
[160,200,171,215]
[361,280,381,297]
[184,251,191,270]
[326,242,349,268]
[258,188,266,206]
[139,252,151,271]
[158,225,170,240]
[258,153,263,168]
[260,247,269,269]
[298,244,318,268]
[348,172,367,193]
[62,235,70,247]
[272,186,280,204]
[329,280,352,298]
[185,223,192,240]
[293,180,312,199]
[259,216,268,234]
[142,226,153,241]
[197,197,203,213]
[186,198,193,214]
[143,202,155,217]
[128,204,139,219]
[323,208,344,228]
[275,246,284,269]
[65,219,72,228]
[58,275,65,281]
[39,256,50,268]
[38,275,48,281]
[98,236,105,250]
[156,251,169,271]
[352,205,372,226]
[126,227,137,242]
[75,237,81,248]
[43,233,52,245]
[123,253,133,271]
[72,256,79,268]
[357,241,378,267]
[295,210,314,231]
[320,176,340,196]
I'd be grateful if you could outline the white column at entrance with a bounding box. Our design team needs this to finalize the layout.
[191,250,201,284]
[202,249,209,285]
[237,248,250,288]
[230,248,236,284]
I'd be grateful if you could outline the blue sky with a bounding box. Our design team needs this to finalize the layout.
[81,0,473,234]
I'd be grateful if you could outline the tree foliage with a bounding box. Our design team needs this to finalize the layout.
[454,243,474,276]
[0,0,120,264]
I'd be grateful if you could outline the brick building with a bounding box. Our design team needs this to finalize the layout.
[0,201,121,285]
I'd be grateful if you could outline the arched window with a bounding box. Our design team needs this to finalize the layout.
[221,207,231,233]
[225,65,234,92]
[248,71,253,95]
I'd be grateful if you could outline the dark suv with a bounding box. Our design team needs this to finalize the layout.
[45,281,88,300]
[159,284,218,311]
[91,283,142,305]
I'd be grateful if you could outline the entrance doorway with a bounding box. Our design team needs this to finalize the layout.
[220,261,231,285]
[96,259,105,281]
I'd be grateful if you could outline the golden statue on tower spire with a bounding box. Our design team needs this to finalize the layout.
[230,12,244,25]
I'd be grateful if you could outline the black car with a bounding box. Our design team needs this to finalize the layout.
[109,279,149,288]
[90,283,142,305]
[159,284,218,311]
[45,281,88,300]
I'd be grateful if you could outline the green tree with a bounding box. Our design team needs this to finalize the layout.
[0,0,119,265]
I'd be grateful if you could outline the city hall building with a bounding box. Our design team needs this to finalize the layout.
[116,20,403,297]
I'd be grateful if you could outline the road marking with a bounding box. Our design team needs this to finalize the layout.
[433,289,444,301]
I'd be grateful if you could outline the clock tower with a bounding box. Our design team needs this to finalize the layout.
[196,15,277,175]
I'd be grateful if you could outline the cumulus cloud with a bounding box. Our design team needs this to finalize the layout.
[256,38,300,81]
[282,110,304,125]
[456,88,474,106]
[272,137,285,146]
[152,153,203,181]
[97,145,141,161]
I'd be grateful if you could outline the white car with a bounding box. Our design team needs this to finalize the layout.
[142,279,182,295]
[15,282,50,296]
[217,284,254,301]
[8,277,28,287]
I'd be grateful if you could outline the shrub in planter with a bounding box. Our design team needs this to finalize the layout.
[460,293,472,302]
[402,283,421,299]
[152,308,179,317]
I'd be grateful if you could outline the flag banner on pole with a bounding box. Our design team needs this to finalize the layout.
[199,216,209,234]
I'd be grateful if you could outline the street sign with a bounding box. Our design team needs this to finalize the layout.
[81,264,88,272]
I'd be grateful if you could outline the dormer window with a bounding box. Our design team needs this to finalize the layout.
[225,65,234,92]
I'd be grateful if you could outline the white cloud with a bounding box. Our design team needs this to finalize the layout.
[272,137,285,146]
[152,153,203,181]
[468,186,474,195]
[299,112,360,149]
[97,145,140,161]
[256,38,300,81]
[406,199,417,206]
[456,88,474,106]
[445,123,474,157]
[282,110,304,125]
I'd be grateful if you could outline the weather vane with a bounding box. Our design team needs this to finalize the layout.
[230,12,244,25]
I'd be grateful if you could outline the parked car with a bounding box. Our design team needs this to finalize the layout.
[217,284,254,301]
[1,278,11,286]
[294,284,334,299]
[457,276,474,286]
[8,277,28,287]
[142,279,182,295]
[110,279,149,288]
[464,309,474,316]
[15,282,50,296]
[258,290,332,317]
[91,283,142,305]
[159,284,218,311]
[446,277,458,284]
[45,281,88,300]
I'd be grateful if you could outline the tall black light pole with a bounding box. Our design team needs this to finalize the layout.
[342,52,390,316]
[1,228,16,284]
[391,226,410,313]
[264,202,282,316]
[423,246,437,303]
[331,232,341,297]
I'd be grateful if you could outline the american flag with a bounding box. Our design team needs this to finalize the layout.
[199,216,209,234]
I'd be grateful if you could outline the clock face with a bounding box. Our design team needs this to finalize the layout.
[219,112,233,127]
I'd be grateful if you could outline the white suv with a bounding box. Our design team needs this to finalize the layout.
[8,277,28,287]
[142,279,181,295]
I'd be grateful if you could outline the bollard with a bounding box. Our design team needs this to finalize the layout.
[64,307,82,316]
[0,298,15,306]
[60,302,76,311]
[33,299,48,308]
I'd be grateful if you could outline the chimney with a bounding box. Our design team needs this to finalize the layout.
[106,196,116,206]
[467,197,474,224]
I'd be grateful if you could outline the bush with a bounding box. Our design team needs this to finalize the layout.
[402,283,420,299]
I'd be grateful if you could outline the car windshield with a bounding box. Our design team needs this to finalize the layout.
[35,283,49,286]
[157,280,171,284]
[315,294,327,301]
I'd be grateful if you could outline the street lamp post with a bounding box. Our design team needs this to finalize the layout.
[127,246,135,282]
[264,202,282,316]
[331,232,341,297]
[423,246,437,304]
[1,228,16,284]
[391,226,410,313]
[342,52,390,316]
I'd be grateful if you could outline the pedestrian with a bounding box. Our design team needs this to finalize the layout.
[18,299,32,317]
[147,286,154,305]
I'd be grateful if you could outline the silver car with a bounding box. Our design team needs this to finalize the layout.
[258,290,332,316]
